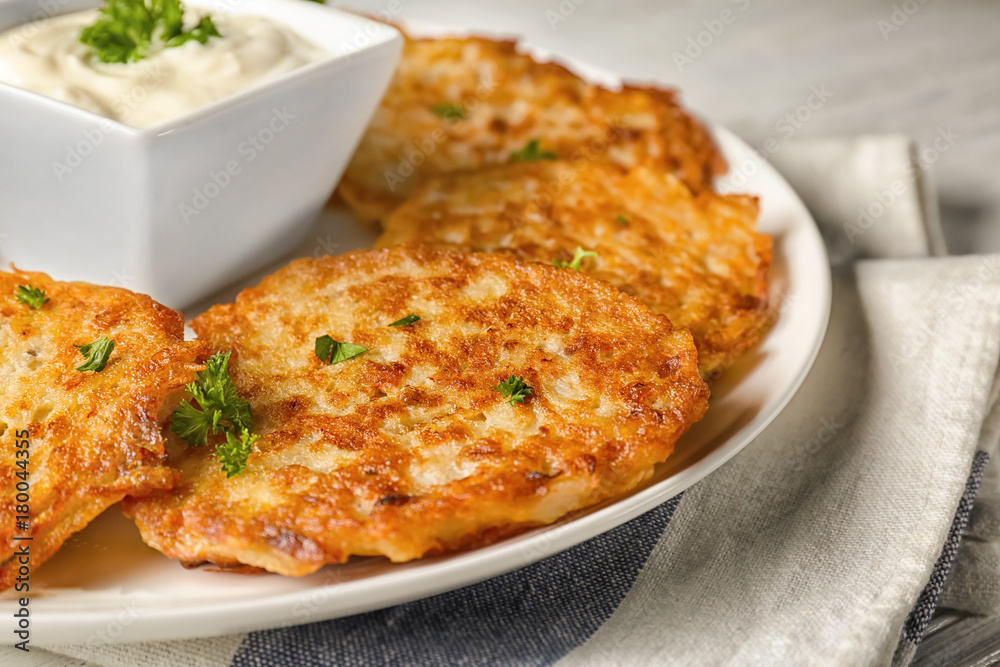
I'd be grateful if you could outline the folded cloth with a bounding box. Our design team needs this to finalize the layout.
[941,459,1000,616]
[767,135,948,262]
[25,136,1000,667]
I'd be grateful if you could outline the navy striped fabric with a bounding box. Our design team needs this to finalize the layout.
[232,495,683,667]
[894,449,990,662]
[229,451,990,667]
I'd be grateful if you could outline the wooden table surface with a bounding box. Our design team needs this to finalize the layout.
[343,0,1000,255]
[341,1,1000,663]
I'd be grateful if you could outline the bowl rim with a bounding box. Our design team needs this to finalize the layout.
[0,0,403,136]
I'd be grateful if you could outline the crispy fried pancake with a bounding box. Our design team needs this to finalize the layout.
[124,247,708,574]
[336,33,726,220]
[376,161,772,378]
[0,269,207,590]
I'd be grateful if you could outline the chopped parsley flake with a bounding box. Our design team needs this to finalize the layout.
[75,335,115,372]
[430,103,467,120]
[389,314,421,327]
[552,247,598,271]
[16,284,48,309]
[510,139,557,163]
[315,335,368,365]
[493,375,533,406]
[214,430,259,478]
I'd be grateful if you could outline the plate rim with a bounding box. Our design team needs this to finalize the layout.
[6,40,832,646]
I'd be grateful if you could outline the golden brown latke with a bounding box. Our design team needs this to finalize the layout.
[123,247,708,575]
[0,269,207,590]
[336,33,726,220]
[376,161,771,378]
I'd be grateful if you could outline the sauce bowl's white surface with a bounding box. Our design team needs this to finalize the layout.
[0,0,402,308]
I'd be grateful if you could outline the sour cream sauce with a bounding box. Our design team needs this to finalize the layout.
[0,9,328,128]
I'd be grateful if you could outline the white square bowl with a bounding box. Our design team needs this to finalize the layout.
[0,0,401,307]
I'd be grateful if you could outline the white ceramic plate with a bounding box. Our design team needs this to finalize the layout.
[0,32,831,646]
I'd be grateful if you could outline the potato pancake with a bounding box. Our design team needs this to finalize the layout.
[124,247,708,575]
[0,269,207,591]
[376,161,772,378]
[336,33,725,220]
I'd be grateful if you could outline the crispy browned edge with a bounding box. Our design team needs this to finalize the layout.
[0,267,209,591]
[334,24,728,219]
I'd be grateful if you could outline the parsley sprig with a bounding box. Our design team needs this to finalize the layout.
[510,139,557,163]
[553,247,598,271]
[171,351,256,478]
[75,335,115,372]
[79,0,221,64]
[494,375,533,406]
[315,335,367,365]
[214,430,259,478]
[171,351,251,446]
[15,284,48,309]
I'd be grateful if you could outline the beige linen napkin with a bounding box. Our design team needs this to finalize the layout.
[557,137,1000,666]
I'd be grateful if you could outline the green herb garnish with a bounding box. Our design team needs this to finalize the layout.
[389,314,421,327]
[171,351,256,477]
[616,214,628,226]
[75,335,115,372]
[493,375,533,406]
[430,103,467,121]
[15,284,48,309]
[315,335,368,365]
[552,247,598,271]
[170,351,252,447]
[79,0,221,64]
[214,430,259,478]
[510,139,557,163]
